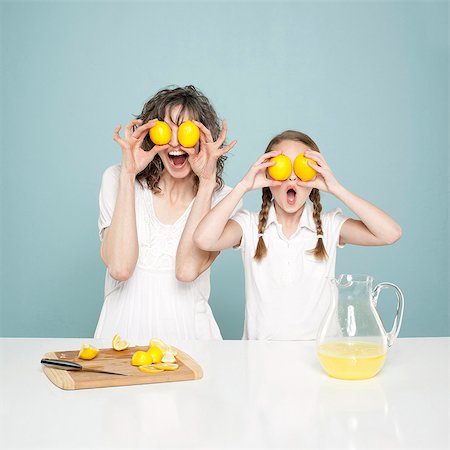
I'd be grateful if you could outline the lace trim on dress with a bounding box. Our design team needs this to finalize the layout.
[137,188,194,270]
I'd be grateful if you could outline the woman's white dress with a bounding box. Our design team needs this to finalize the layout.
[94,165,238,345]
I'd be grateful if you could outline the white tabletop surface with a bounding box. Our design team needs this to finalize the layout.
[0,337,449,450]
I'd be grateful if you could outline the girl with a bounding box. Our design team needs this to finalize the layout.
[94,85,239,344]
[194,130,402,340]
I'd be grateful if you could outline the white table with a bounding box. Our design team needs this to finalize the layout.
[0,337,449,449]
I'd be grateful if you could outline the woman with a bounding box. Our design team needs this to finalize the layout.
[94,85,239,344]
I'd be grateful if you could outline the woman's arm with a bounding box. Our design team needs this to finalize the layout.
[193,150,283,253]
[175,120,237,282]
[297,149,402,246]
[101,119,168,281]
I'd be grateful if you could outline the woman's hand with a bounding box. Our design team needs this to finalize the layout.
[296,149,342,194]
[113,119,169,176]
[240,150,284,192]
[182,119,236,184]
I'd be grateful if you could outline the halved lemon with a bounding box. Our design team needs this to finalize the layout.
[153,363,179,371]
[149,338,169,353]
[138,365,164,373]
[147,346,163,363]
[112,334,129,351]
[131,350,153,366]
[78,344,99,360]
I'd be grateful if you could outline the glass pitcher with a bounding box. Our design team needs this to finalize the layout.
[316,274,404,380]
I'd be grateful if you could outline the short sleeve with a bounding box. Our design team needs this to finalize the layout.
[212,185,243,217]
[323,208,349,248]
[230,209,252,250]
[98,165,121,241]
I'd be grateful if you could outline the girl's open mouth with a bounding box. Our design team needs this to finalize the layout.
[286,187,297,205]
[168,150,188,168]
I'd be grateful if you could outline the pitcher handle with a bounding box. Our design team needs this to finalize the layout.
[372,282,405,347]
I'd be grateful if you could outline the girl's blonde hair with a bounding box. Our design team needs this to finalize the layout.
[254,130,327,262]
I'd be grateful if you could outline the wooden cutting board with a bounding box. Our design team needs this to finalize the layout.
[42,346,203,390]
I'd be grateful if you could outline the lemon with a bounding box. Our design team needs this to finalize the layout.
[138,365,164,373]
[147,346,163,364]
[149,338,169,353]
[131,350,153,366]
[293,153,317,181]
[153,363,179,371]
[177,120,200,148]
[112,334,129,351]
[149,120,171,145]
[162,351,177,363]
[78,344,99,360]
[267,154,292,181]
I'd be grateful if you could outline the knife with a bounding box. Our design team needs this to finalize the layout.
[41,358,128,376]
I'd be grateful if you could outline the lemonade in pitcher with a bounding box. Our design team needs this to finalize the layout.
[318,341,386,380]
[316,274,404,380]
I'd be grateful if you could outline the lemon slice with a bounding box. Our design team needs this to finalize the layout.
[78,344,99,360]
[153,363,179,371]
[138,365,164,373]
[112,334,129,351]
[162,351,177,363]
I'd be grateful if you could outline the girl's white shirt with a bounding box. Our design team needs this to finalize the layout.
[231,201,348,340]
[94,164,241,345]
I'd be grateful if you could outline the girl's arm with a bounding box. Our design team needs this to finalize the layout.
[175,121,237,282]
[297,149,402,246]
[101,119,168,281]
[194,150,283,252]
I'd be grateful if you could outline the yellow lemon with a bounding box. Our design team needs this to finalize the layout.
[78,344,99,360]
[267,154,292,181]
[138,365,164,374]
[162,351,177,363]
[112,334,129,351]
[149,120,171,145]
[147,346,163,364]
[153,363,179,371]
[177,120,200,147]
[149,338,169,353]
[293,153,317,181]
[131,350,153,366]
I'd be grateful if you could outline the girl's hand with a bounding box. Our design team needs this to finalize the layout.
[113,119,169,176]
[182,119,236,183]
[296,149,342,194]
[240,150,284,192]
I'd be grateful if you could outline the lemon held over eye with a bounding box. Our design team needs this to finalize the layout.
[267,154,292,181]
[177,120,200,148]
[149,120,171,145]
[293,153,317,181]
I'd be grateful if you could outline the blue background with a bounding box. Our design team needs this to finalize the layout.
[1,1,448,338]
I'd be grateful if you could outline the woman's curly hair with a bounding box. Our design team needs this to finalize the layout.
[135,85,226,194]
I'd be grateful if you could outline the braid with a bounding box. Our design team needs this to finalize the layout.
[308,188,328,260]
[254,187,272,261]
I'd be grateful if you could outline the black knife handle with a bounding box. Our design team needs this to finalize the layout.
[41,358,82,371]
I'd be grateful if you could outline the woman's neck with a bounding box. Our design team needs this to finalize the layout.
[158,171,196,203]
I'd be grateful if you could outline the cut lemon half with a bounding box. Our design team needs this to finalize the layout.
[131,350,153,366]
[78,344,99,360]
[148,346,163,364]
[149,338,169,353]
[153,363,179,371]
[112,334,129,351]
[138,365,164,373]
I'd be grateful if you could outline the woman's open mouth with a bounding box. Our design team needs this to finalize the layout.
[168,150,189,168]
[286,187,297,206]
